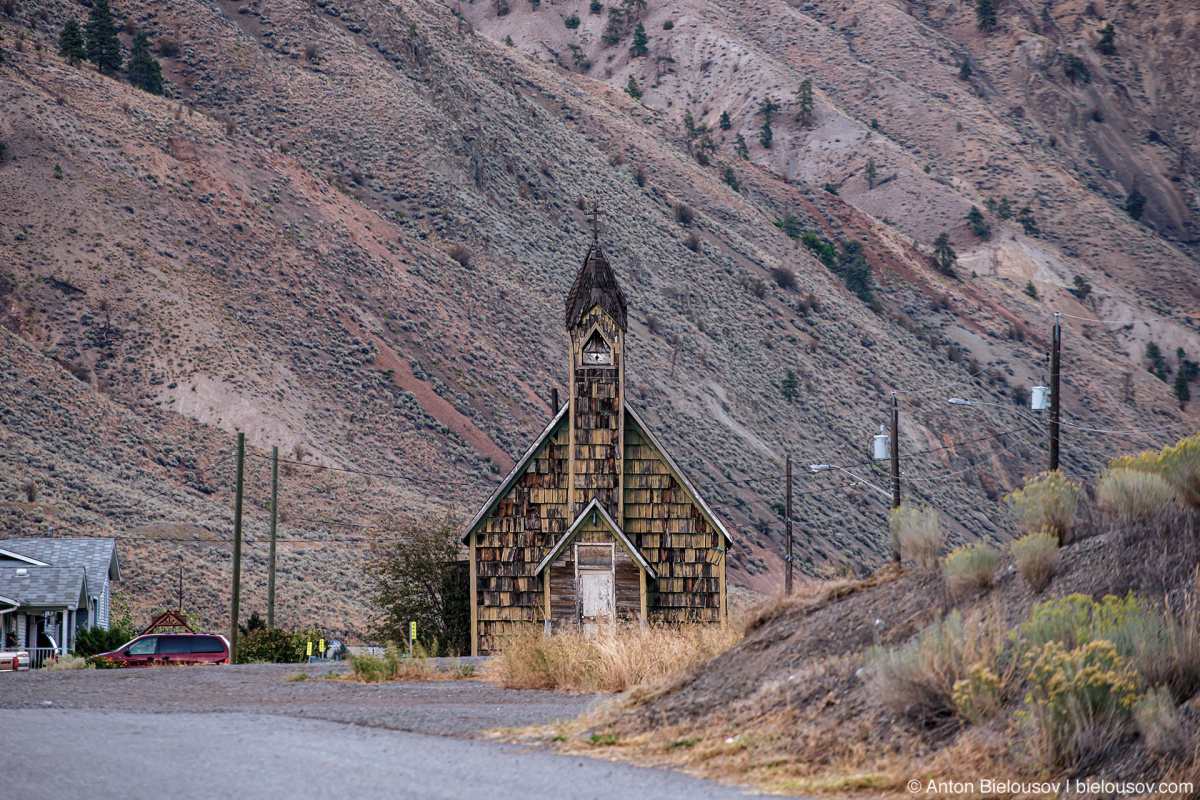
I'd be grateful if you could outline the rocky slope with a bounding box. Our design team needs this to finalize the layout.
[1,0,1198,633]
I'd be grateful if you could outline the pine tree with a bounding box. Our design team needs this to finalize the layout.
[840,240,874,303]
[734,133,749,160]
[127,31,164,95]
[794,78,814,127]
[759,118,772,149]
[623,74,641,100]
[59,19,86,65]
[629,22,648,56]
[1145,341,1168,382]
[718,111,731,130]
[865,157,877,189]
[781,370,799,403]
[958,60,972,80]
[932,233,957,277]
[975,0,997,31]
[85,0,122,75]
[1125,191,1147,220]
[722,166,739,193]
[1096,22,1116,55]
[966,206,991,239]
[1017,206,1040,236]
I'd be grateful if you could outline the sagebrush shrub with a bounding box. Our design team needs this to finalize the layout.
[888,503,942,569]
[942,543,1000,598]
[1096,467,1175,521]
[1110,432,1200,508]
[1021,639,1139,768]
[1005,471,1082,544]
[952,662,1003,724]
[1134,687,1185,757]
[866,610,1011,728]
[1011,531,1058,593]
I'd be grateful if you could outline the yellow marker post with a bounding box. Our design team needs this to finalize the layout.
[319,639,325,655]
[409,621,416,655]
[306,641,312,658]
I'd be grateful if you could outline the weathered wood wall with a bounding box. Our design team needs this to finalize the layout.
[623,419,724,623]
[474,421,569,654]
[547,523,641,626]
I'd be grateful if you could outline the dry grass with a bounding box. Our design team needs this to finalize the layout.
[492,622,741,693]
[44,653,91,670]
[1011,531,1059,593]
[1097,468,1176,522]
[888,503,943,569]
[346,648,476,683]
[941,543,1000,599]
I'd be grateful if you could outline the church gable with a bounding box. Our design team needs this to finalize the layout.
[623,407,728,621]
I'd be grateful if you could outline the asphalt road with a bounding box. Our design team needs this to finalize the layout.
[7,709,759,799]
[1,666,765,798]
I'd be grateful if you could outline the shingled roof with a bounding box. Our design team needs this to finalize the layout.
[0,566,88,609]
[0,538,119,598]
[565,241,627,331]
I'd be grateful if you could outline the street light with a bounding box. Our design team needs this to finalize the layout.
[809,464,891,499]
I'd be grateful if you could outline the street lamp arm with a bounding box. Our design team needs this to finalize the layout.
[809,464,891,499]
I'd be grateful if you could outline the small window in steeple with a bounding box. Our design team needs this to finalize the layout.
[582,330,613,366]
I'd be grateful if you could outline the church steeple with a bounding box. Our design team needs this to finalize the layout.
[565,218,626,519]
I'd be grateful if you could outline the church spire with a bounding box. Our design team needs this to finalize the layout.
[565,206,627,331]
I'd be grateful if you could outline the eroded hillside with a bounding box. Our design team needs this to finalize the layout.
[1,0,1198,631]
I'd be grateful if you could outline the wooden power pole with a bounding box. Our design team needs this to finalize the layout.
[268,445,278,630]
[1049,313,1061,472]
[229,432,245,663]
[890,393,901,563]
[785,455,793,596]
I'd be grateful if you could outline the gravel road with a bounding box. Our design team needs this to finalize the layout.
[0,665,764,799]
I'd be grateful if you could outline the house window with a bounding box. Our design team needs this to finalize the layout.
[581,330,612,366]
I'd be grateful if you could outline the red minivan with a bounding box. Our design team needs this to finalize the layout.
[98,633,230,666]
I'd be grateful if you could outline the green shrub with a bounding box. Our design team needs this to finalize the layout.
[46,653,91,670]
[942,543,1000,598]
[866,610,1011,728]
[1109,432,1200,508]
[888,503,942,569]
[348,647,432,682]
[952,662,1003,724]
[1010,531,1058,593]
[1096,467,1176,521]
[1004,471,1082,544]
[74,625,134,657]
[236,627,324,663]
[1020,639,1139,767]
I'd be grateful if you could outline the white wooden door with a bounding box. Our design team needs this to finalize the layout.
[578,570,614,621]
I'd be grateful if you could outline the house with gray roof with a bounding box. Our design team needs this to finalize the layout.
[0,538,119,659]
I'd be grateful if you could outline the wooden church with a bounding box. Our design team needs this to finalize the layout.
[463,232,733,655]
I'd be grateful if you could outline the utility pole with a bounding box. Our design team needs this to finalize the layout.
[785,455,793,596]
[1049,313,1061,472]
[268,445,278,630]
[177,561,183,611]
[890,392,901,563]
[229,432,245,664]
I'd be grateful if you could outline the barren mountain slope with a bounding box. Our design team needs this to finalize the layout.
[1,0,1197,631]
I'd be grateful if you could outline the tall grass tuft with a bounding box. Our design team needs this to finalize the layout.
[1010,531,1059,593]
[888,503,943,569]
[348,647,433,683]
[942,543,1001,599]
[494,623,740,693]
[1096,468,1176,522]
[1005,471,1082,544]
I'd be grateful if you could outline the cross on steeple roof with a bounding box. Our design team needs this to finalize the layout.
[565,206,627,331]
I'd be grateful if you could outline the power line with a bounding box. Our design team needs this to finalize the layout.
[1057,310,1199,325]
[900,426,1029,459]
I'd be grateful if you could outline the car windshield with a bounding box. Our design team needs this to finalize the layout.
[127,637,157,656]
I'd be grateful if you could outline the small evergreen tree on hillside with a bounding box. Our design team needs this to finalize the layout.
[718,110,731,130]
[781,370,799,403]
[759,117,773,149]
[629,22,647,56]
[840,240,874,303]
[85,0,122,75]
[624,74,641,99]
[128,31,164,95]
[932,232,957,277]
[1125,191,1147,220]
[958,60,972,80]
[966,205,991,239]
[1145,341,1168,382]
[59,19,86,65]
[1096,22,1116,55]
[794,78,814,127]
[734,133,749,159]
[865,157,877,189]
[975,0,997,31]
